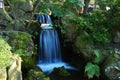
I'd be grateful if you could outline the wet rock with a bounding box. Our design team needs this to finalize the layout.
[103,49,120,80]
[52,66,70,76]
[113,31,120,43]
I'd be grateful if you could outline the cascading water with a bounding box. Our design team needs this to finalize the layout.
[35,14,76,73]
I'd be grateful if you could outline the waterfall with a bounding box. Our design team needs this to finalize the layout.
[35,14,76,73]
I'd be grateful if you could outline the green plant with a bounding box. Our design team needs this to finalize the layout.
[69,9,110,44]
[85,62,100,79]
[85,50,100,79]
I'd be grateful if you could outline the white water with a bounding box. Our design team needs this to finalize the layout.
[37,62,77,73]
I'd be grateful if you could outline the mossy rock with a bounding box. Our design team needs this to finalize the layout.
[52,66,70,76]
[0,31,35,56]
[25,66,50,80]
[75,31,94,60]
[0,31,36,70]
[0,36,13,69]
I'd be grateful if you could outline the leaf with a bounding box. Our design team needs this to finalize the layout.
[94,64,100,77]
[85,62,95,78]
[85,62,100,78]
[94,50,99,57]
[94,57,100,64]
[77,2,83,7]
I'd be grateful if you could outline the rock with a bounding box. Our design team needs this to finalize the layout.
[8,54,22,80]
[0,31,35,57]
[25,66,50,80]
[22,0,33,12]
[52,66,70,76]
[0,69,7,80]
[104,61,120,80]
[113,31,120,43]
[0,0,34,31]
[102,49,120,80]
[0,36,22,80]
[75,31,94,60]
[0,31,36,76]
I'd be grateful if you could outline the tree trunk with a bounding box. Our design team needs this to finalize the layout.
[83,0,90,15]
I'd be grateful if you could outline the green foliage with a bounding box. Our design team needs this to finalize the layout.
[96,0,120,7]
[8,0,26,4]
[36,0,84,17]
[69,9,110,44]
[85,62,100,79]
[22,56,35,70]
[93,50,101,64]
[96,0,120,31]
[85,50,101,79]
[64,0,84,9]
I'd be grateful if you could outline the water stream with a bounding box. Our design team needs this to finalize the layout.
[35,14,75,73]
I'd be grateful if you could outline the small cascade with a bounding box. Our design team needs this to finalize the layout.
[35,14,76,72]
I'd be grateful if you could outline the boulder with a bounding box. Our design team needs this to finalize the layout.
[102,49,120,80]
[0,31,35,57]
[75,31,94,60]
[0,36,22,80]
[113,31,120,43]
[8,54,22,80]
[25,66,50,80]
[0,31,36,74]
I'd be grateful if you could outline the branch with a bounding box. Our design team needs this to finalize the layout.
[0,8,13,22]
[83,0,90,15]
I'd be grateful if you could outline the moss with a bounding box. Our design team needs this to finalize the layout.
[52,66,70,76]
[25,66,50,80]
[0,31,35,70]
[0,31,35,56]
[0,36,13,69]
[75,31,93,59]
